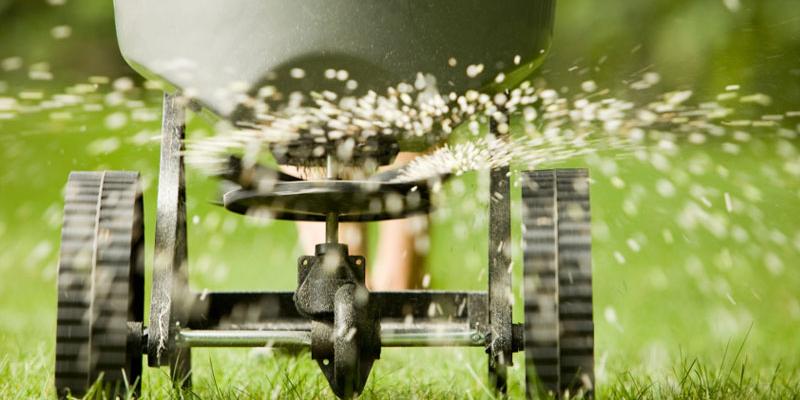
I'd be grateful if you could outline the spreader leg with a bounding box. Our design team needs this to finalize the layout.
[487,118,513,395]
[148,92,192,388]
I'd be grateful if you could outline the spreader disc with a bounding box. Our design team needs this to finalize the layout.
[55,171,145,398]
[522,168,594,398]
[223,179,433,222]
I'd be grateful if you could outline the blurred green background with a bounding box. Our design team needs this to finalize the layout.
[0,0,798,398]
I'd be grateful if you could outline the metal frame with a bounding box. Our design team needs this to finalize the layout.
[145,92,522,396]
[186,291,488,328]
[488,116,514,394]
[177,291,493,347]
[148,92,191,386]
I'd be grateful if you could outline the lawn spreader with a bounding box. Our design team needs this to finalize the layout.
[54,1,594,398]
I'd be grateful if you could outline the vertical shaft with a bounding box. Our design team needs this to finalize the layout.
[326,213,339,244]
[326,153,337,180]
[325,152,339,244]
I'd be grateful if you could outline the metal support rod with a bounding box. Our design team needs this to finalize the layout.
[326,153,337,179]
[326,212,339,244]
[380,329,485,347]
[180,330,311,347]
[324,152,339,244]
[178,325,486,348]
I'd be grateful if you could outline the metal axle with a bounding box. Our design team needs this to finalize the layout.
[178,323,485,348]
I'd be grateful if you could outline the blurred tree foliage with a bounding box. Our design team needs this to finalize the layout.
[546,0,800,108]
[0,0,130,81]
[0,0,798,106]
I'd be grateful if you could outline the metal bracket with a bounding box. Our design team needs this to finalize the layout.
[294,244,366,318]
[293,243,379,397]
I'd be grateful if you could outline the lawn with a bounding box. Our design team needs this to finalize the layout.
[2,0,800,396]
[0,87,798,399]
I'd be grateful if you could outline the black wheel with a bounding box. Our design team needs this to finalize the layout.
[522,169,594,398]
[55,171,145,398]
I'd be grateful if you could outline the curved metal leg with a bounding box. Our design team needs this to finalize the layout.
[488,115,513,395]
[148,92,192,388]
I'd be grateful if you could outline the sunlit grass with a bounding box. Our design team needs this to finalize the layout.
[2,341,798,399]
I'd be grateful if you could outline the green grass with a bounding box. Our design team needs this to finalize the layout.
[0,92,799,398]
[3,342,798,399]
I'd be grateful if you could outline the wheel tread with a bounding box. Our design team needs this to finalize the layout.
[522,169,594,398]
[55,171,144,398]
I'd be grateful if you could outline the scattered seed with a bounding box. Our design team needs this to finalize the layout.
[50,25,72,40]
[290,68,306,79]
[466,64,484,78]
